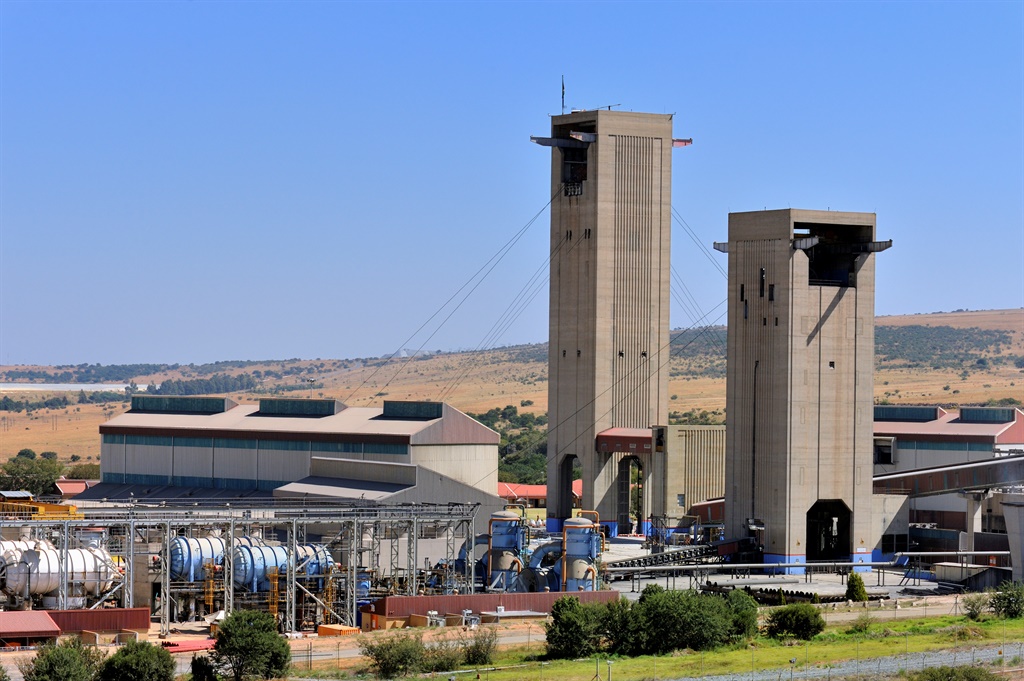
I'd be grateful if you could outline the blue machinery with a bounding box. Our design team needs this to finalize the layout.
[454,508,604,593]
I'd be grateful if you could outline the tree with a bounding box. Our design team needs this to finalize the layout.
[16,448,36,460]
[211,609,290,681]
[66,463,101,480]
[845,572,869,602]
[18,638,104,681]
[98,640,174,681]
[726,588,760,638]
[40,452,58,461]
[764,603,826,640]
[990,581,1024,619]
[545,596,599,659]
[360,633,425,678]
[1,456,64,497]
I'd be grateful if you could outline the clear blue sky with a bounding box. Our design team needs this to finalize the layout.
[1,1,1021,366]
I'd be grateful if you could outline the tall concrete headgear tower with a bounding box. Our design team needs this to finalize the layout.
[533,110,674,533]
[716,209,891,570]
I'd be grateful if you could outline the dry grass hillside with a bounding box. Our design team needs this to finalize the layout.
[1,308,1021,463]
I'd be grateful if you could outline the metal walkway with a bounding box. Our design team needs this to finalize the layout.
[872,453,1024,497]
[602,543,716,570]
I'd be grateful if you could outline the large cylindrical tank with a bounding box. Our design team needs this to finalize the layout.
[5,548,115,596]
[560,518,600,592]
[169,536,225,582]
[294,544,333,577]
[487,511,526,591]
[0,540,52,554]
[232,545,290,592]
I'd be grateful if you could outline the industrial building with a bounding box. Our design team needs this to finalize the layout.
[534,110,681,534]
[714,209,891,570]
[91,396,502,513]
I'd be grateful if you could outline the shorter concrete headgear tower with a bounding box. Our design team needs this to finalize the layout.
[716,209,891,570]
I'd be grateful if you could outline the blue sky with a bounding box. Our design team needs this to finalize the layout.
[1,1,1021,366]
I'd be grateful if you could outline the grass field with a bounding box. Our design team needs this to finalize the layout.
[1,308,1021,464]
[289,613,1024,681]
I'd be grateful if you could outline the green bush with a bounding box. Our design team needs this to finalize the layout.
[360,632,425,678]
[545,596,600,659]
[98,640,174,681]
[600,597,642,655]
[846,612,873,635]
[726,589,759,639]
[420,638,463,673]
[990,581,1024,618]
[463,627,498,666]
[211,609,290,681]
[911,665,999,680]
[763,603,826,640]
[961,592,990,621]
[190,655,218,681]
[845,572,869,602]
[0,664,10,681]
[633,589,734,654]
[18,638,105,681]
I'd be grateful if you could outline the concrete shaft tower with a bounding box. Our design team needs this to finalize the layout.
[535,110,673,532]
[719,209,890,569]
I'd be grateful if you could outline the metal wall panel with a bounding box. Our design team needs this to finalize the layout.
[172,444,214,484]
[369,590,619,618]
[212,446,257,484]
[125,444,171,480]
[256,447,310,485]
[47,608,150,633]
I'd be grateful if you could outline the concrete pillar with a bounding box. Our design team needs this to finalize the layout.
[960,490,992,553]
[1000,497,1024,582]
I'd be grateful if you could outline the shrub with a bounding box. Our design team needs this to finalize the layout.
[911,665,999,680]
[634,589,734,654]
[847,612,873,635]
[420,638,462,673]
[726,589,759,639]
[360,633,425,678]
[846,573,869,602]
[18,638,105,681]
[763,604,826,640]
[463,627,498,666]
[211,609,290,681]
[98,640,174,681]
[990,581,1024,618]
[0,665,10,681]
[545,596,600,659]
[190,655,218,681]
[961,592,990,621]
[600,597,642,655]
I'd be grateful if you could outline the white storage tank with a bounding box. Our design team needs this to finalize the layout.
[5,548,116,596]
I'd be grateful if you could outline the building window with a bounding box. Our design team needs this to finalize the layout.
[873,439,894,465]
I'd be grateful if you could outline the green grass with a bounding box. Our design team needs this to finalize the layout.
[288,615,1024,681]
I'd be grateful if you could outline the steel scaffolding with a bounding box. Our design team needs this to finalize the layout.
[0,500,479,635]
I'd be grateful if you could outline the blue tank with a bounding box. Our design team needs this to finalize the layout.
[169,536,225,582]
[487,511,527,591]
[295,544,334,577]
[232,545,291,592]
[559,517,601,591]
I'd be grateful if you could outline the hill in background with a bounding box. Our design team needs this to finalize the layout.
[1,309,1021,466]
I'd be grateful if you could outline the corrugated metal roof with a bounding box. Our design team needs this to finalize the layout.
[101,401,499,445]
[72,482,274,503]
[0,491,34,500]
[874,409,1023,441]
[47,608,150,633]
[0,611,60,637]
[273,476,410,501]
